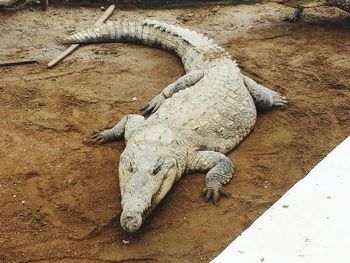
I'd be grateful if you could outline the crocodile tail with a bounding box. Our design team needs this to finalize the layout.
[62,19,231,70]
[63,20,151,45]
[62,19,224,54]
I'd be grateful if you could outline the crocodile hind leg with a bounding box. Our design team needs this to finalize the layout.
[243,75,287,111]
[187,151,234,204]
[88,114,144,144]
[141,70,204,115]
[283,7,304,23]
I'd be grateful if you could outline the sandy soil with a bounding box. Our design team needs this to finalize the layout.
[0,3,349,263]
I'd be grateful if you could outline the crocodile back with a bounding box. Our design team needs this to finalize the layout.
[145,58,257,153]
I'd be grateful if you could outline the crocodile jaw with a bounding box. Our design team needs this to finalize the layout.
[120,172,177,232]
[118,153,179,232]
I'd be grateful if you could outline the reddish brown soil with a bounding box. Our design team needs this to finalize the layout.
[0,4,349,263]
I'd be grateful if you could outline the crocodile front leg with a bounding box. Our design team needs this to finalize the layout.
[243,75,287,111]
[187,151,234,204]
[88,114,144,144]
[283,7,304,23]
[142,70,204,115]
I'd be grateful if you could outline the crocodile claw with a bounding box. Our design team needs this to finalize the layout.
[273,93,288,107]
[86,129,112,145]
[202,186,231,204]
[141,93,166,116]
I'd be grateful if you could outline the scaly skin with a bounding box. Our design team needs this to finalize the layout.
[63,19,287,232]
[277,0,350,22]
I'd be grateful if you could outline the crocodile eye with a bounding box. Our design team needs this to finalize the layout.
[152,164,162,175]
[129,164,136,173]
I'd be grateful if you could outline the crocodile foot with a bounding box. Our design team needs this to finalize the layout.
[141,93,166,116]
[283,8,303,23]
[86,129,114,145]
[202,186,231,204]
[272,92,288,107]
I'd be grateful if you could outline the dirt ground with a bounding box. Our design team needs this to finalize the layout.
[0,3,349,263]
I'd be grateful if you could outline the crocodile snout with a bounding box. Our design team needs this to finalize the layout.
[120,212,142,233]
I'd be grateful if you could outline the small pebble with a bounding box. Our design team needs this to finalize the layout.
[212,6,220,12]
[122,239,129,244]
[101,6,105,11]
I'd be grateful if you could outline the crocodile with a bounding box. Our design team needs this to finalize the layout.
[63,19,287,232]
[276,0,350,22]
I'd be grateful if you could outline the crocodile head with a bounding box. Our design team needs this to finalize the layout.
[118,146,180,232]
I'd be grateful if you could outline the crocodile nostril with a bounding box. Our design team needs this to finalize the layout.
[125,216,134,221]
[120,212,142,233]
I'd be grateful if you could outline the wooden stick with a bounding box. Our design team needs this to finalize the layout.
[47,5,116,69]
[93,5,116,26]
[47,44,80,68]
[0,59,37,67]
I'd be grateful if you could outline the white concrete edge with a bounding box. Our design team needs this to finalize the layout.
[212,135,350,263]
